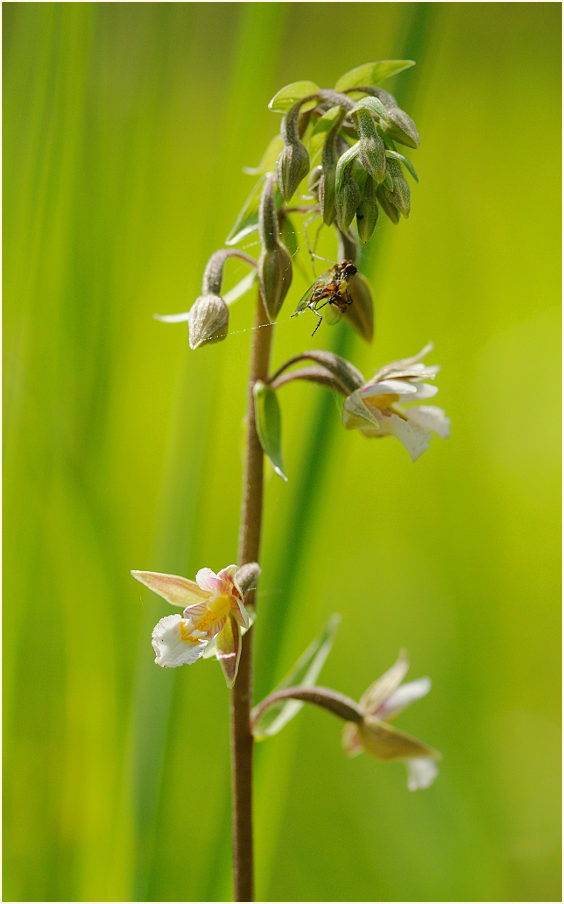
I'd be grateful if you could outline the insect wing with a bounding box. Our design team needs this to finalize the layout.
[294,267,335,313]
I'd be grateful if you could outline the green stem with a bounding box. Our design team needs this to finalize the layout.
[230,291,274,902]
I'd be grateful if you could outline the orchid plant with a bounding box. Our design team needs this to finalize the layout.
[132,60,449,901]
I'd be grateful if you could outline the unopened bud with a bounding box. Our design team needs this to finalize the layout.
[386,158,411,218]
[277,108,311,202]
[356,176,379,243]
[342,271,374,342]
[235,562,261,597]
[319,167,337,225]
[335,156,362,231]
[308,164,323,197]
[376,186,400,224]
[383,107,420,149]
[258,243,293,321]
[188,294,229,349]
[353,110,386,184]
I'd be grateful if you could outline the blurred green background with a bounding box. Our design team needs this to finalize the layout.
[3,3,561,901]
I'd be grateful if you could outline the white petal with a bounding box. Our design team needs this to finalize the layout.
[408,382,439,402]
[386,412,431,461]
[407,405,451,439]
[372,343,435,381]
[132,571,209,606]
[151,614,207,667]
[360,651,410,713]
[359,378,419,399]
[378,677,432,719]
[405,757,439,791]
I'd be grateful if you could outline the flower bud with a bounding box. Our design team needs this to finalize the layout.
[335,167,361,231]
[342,271,374,342]
[386,158,411,218]
[383,107,420,149]
[319,167,336,225]
[356,176,379,243]
[234,562,261,597]
[188,294,229,349]
[376,186,400,224]
[308,164,323,197]
[276,139,310,202]
[258,243,293,321]
[353,110,386,184]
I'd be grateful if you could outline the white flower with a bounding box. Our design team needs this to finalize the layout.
[132,565,256,687]
[342,651,440,791]
[342,343,450,461]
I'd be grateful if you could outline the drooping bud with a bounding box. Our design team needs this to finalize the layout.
[356,175,379,243]
[319,107,346,225]
[277,102,310,201]
[342,271,374,342]
[352,109,386,184]
[258,244,293,322]
[385,158,411,218]
[308,164,323,197]
[335,144,362,231]
[188,294,229,349]
[234,562,261,597]
[383,106,420,149]
[258,174,293,320]
[376,185,400,224]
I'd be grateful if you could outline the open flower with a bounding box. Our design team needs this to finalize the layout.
[342,343,450,460]
[131,565,258,687]
[342,651,440,790]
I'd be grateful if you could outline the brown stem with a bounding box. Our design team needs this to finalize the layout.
[251,686,363,731]
[230,291,274,902]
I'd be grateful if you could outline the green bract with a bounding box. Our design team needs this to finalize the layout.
[335,59,415,92]
[268,80,320,113]
[253,382,287,482]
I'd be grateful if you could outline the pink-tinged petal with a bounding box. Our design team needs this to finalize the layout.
[342,723,363,757]
[195,567,223,595]
[407,405,451,439]
[215,614,241,688]
[405,757,439,791]
[386,412,431,461]
[358,716,439,762]
[151,614,207,667]
[132,571,210,606]
[360,651,410,713]
[183,599,228,640]
[378,677,432,720]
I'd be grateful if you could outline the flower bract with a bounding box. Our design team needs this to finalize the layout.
[131,565,255,687]
[342,650,440,790]
[342,343,450,460]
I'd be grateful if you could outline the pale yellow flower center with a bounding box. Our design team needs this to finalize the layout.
[365,392,400,413]
[180,593,233,644]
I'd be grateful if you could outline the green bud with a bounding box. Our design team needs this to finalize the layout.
[383,107,420,149]
[319,168,336,225]
[258,243,293,321]
[352,109,386,184]
[335,149,362,231]
[188,294,229,349]
[276,140,310,202]
[342,272,374,342]
[235,562,261,597]
[376,187,400,224]
[356,176,379,242]
[308,164,323,197]
[386,158,411,218]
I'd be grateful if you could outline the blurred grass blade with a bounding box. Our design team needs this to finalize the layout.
[252,614,341,738]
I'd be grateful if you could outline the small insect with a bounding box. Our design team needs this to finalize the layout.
[292,260,358,336]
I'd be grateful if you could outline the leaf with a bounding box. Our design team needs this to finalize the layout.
[243,135,284,176]
[268,80,320,113]
[252,614,341,739]
[253,381,287,482]
[335,60,415,93]
[385,149,419,182]
[226,175,266,245]
[223,270,257,305]
[226,178,284,246]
